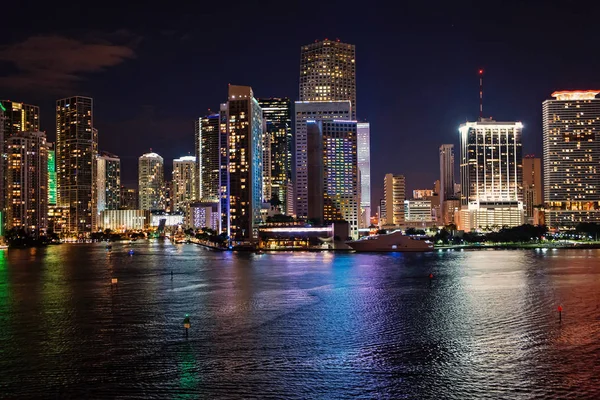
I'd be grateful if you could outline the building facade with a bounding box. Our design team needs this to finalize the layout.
[196,114,220,202]
[543,91,600,227]
[56,96,96,235]
[120,186,138,210]
[295,100,352,219]
[459,119,524,231]
[96,151,121,214]
[258,98,292,214]
[172,156,196,212]
[404,200,433,223]
[100,209,150,231]
[5,131,48,235]
[186,201,219,231]
[439,144,455,204]
[138,152,164,211]
[522,156,542,224]
[223,85,264,242]
[357,122,371,228]
[47,143,57,206]
[299,39,357,119]
[383,174,405,226]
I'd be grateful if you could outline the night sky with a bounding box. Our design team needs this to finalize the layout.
[2,1,600,207]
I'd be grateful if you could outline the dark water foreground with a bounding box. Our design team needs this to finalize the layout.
[0,242,599,399]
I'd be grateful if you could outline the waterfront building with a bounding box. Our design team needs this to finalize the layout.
[404,200,432,223]
[138,152,164,211]
[300,39,357,119]
[459,119,524,231]
[221,85,264,242]
[258,98,292,212]
[150,213,184,227]
[523,156,542,224]
[442,199,460,226]
[56,96,97,235]
[120,186,138,210]
[543,90,600,227]
[100,209,150,231]
[196,113,220,202]
[295,100,352,219]
[379,198,386,227]
[262,121,271,203]
[383,174,405,226]
[47,206,69,236]
[47,143,57,206]
[439,144,455,205]
[5,131,48,235]
[357,122,371,228]
[96,151,121,213]
[172,156,196,212]
[186,201,219,231]
[218,103,229,235]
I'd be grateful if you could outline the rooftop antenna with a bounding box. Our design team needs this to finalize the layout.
[478,69,484,121]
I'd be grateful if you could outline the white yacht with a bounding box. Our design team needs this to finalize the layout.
[346,231,434,252]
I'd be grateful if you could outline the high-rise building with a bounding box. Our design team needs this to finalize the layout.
[196,114,220,202]
[262,120,271,203]
[218,103,229,235]
[439,144,455,205]
[56,96,96,235]
[138,152,164,211]
[383,174,406,226]
[96,151,121,214]
[404,200,433,223]
[357,122,371,228]
[459,119,524,231]
[5,131,48,235]
[295,101,352,219]
[47,143,57,206]
[522,156,542,223]
[1,100,41,216]
[299,39,357,119]
[379,198,386,227]
[543,91,600,227]
[222,85,264,242]
[120,186,138,210]
[172,156,196,212]
[258,98,292,213]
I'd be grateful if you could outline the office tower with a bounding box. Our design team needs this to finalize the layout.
[404,200,433,223]
[47,143,57,206]
[522,156,542,223]
[196,114,220,202]
[459,119,524,230]
[56,96,96,234]
[413,189,433,199]
[218,103,229,235]
[0,100,40,136]
[96,151,121,214]
[5,131,48,235]
[120,186,138,210]
[357,122,371,228]
[299,39,357,119]
[439,144,455,205]
[305,120,359,238]
[258,98,293,213]
[543,91,600,227]
[262,121,271,203]
[172,156,196,212]
[138,152,164,211]
[383,174,405,226]
[295,101,352,219]
[222,85,264,242]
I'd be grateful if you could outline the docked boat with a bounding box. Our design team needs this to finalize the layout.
[346,231,434,252]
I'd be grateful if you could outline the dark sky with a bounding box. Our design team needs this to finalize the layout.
[2,1,600,207]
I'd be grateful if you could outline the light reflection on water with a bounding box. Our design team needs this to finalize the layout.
[0,243,599,398]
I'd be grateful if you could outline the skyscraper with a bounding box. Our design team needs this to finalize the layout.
[522,156,542,223]
[172,156,196,212]
[459,119,524,230]
[543,91,600,227]
[196,114,220,202]
[5,131,48,235]
[262,120,271,203]
[383,174,405,226]
[299,39,357,119]
[295,101,352,219]
[96,151,121,214]
[138,152,164,211]
[357,122,371,228]
[258,98,292,213]
[120,186,138,210]
[439,144,455,204]
[222,85,264,242]
[47,143,57,206]
[56,96,96,235]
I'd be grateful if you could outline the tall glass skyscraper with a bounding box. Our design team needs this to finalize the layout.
[357,122,371,228]
[196,114,220,202]
[299,39,357,119]
[459,119,524,230]
[56,96,96,235]
[172,156,196,212]
[543,90,600,227]
[138,152,164,211]
[47,143,57,206]
[221,85,263,242]
[96,151,121,213]
[258,98,292,213]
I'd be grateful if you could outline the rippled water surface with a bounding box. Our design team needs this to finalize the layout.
[1,242,600,399]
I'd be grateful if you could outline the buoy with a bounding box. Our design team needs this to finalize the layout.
[129,249,134,256]
[558,305,563,322]
[183,314,191,338]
